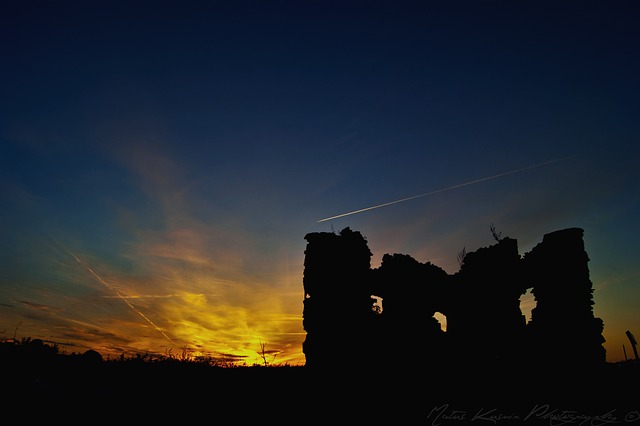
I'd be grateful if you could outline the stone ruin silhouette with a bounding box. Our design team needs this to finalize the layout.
[302,226,606,371]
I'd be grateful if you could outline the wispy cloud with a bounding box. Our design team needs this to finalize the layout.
[67,140,309,363]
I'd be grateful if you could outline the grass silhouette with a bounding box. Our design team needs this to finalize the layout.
[2,335,638,424]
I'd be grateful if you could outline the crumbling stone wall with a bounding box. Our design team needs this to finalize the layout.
[302,227,378,369]
[446,236,528,368]
[522,227,606,367]
[371,253,449,365]
[302,227,606,370]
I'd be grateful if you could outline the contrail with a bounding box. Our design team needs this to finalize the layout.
[318,154,581,223]
[69,252,177,346]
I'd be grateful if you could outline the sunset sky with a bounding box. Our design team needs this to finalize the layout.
[1,1,639,365]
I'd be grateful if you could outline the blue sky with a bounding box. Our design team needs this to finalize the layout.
[1,1,639,364]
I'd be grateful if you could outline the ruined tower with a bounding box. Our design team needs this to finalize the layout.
[302,227,377,368]
[523,227,606,368]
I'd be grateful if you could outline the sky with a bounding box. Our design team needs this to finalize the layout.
[1,1,639,366]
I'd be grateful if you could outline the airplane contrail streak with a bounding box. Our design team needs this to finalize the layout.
[317,154,582,223]
[69,252,177,346]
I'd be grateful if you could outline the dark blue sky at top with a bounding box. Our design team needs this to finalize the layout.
[3,3,635,214]
[1,1,639,362]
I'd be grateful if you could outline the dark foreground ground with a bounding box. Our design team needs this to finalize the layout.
[3,353,639,424]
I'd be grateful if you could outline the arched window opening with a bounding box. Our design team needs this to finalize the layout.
[434,311,447,332]
[371,295,383,314]
[519,288,535,324]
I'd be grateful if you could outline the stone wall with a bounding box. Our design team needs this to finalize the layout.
[302,227,606,370]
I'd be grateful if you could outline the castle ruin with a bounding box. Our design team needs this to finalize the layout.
[302,227,606,370]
